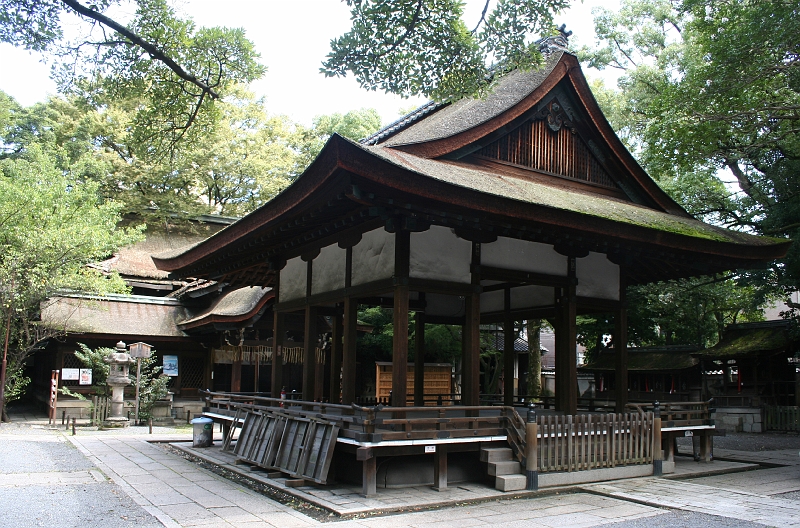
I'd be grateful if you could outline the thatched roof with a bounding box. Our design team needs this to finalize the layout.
[581,345,699,372]
[694,321,795,359]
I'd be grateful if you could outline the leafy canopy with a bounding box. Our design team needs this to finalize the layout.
[0,0,265,157]
[323,0,570,101]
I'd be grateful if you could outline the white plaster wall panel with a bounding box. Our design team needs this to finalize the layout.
[311,243,346,295]
[511,285,554,309]
[481,237,566,275]
[577,252,620,300]
[279,257,307,302]
[425,293,466,318]
[480,290,504,313]
[410,225,472,283]
[351,228,395,286]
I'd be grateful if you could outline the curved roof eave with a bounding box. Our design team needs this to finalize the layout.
[155,135,790,279]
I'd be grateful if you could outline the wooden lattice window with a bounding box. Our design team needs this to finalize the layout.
[61,352,83,387]
[478,102,618,189]
[180,356,206,389]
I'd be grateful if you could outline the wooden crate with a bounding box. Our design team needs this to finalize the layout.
[375,362,452,405]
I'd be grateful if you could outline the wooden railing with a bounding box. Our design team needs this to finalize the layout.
[765,406,800,432]
[202,391,658,477]
[535,412,654,472]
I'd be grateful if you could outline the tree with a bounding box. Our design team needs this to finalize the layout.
[0,0,264,157]
[297,108,383,169]
[0,146,141,418]
[323,0,570,101]
[580,0,799,301]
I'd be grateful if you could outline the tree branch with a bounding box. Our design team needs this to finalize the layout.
[59,0,219,99]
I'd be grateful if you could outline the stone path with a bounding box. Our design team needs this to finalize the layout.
[4,409,800,528]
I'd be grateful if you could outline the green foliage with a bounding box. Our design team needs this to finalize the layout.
[62,344,169,423]
[0,0,265,158]
[582,0,799,300]
[323,0,569,101]
[578,276,772,363]
[0,146,138,414]
[297,108,383,169]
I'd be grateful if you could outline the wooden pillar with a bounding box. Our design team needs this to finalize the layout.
[555,256,577,415]
[342,297,358,405]
[272,311,285,398]
[231,359,242,393]
[303,305,318,400]
[615,281,628,413]
[392,229,410,408]
[329,311,343,404]
[433,445,448,491]
[503,288,515,406]
[463,294,481,407]
[414,308,426,407]
[341,244,357,405]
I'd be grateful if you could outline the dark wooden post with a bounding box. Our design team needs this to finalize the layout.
[342,297,358,405]
[392,229,411,408]
[302,305,318,400]
[414,308,426,407]
[504,287,515,406]
[271,311,284,402]
[525,404,538,490]
[329,311,343,404]
[462,242,481,408]
[342,245,357,405]
[615,279,628,413]
[555,256,578,415]
[231,358,242,393]
[653,401,662,476]
[433,445,448,491]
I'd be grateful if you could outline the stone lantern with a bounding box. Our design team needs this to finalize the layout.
[103,341,134,428]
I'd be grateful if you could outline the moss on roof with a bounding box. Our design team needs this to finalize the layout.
[695,324,792,359]
[364,145,784,246]
[582,347,699,372]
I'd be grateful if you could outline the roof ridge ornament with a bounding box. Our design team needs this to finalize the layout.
[540,24,572,54]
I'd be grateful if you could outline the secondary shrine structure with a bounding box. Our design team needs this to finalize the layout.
[154,39,788,417]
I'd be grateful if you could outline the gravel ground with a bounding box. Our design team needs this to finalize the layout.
[607,510,768,528]
[0,422,162,528]
[675,430,800,451]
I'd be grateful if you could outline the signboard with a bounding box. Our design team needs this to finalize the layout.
[129,342,153,359]
[163,355,179,377]
[425,445,436,453]
[62,368,80,381]
[79,369,92,385]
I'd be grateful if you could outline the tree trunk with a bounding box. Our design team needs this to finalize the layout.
[527,319,542,397]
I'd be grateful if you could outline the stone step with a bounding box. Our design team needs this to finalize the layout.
[480,447,513,463]
[495,474,526,492]
[488,460,522,476]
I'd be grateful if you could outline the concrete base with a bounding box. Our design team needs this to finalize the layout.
[538,465,653,488]
[101,417,130,429]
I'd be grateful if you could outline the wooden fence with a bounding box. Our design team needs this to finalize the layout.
[535,412,654,472]
[91,396,110,426]
[765,406,800,432]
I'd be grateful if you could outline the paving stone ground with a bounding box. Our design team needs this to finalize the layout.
[3,406,800,527]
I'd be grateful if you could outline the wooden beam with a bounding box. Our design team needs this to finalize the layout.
[478,265,569,287]
[342,246,357,405]
[463,241,482,407]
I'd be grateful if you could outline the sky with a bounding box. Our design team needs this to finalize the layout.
[0,0,618,127]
